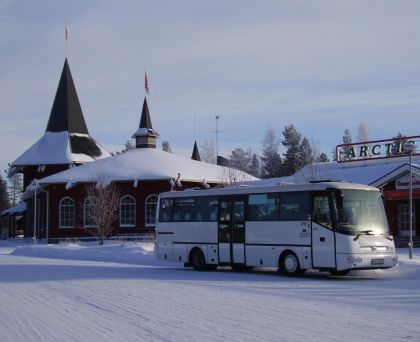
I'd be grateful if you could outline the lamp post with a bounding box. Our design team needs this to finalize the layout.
[404,142,416,259]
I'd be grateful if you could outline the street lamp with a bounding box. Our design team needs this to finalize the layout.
[404,141,416,259]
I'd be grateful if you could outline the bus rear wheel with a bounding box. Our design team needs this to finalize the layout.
[279,251,304,276]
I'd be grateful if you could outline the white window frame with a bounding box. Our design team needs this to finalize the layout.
[120,195,136,227]
[59,197,75,228]
[84,196,98,228]
[145,194,158,227]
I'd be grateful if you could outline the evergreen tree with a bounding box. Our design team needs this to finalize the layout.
[229,148,251,173]
[162,140,173,153]
[391,132,406,156]
[260,128,282,178]
[0,174,9,231]
[0,174,9,211]
[298,137,314,169]
[248,153,260,178]
[317,153,330,163]
[282,124,302,176]
[337,128,353,161]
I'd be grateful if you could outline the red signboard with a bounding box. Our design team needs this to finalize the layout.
[336,135,420,163]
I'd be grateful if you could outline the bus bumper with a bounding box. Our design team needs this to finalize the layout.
[336,253,398,270]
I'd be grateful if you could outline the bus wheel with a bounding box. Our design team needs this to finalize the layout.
[190,248,207,271]
[279,252,303,276]
[330,269,350,276]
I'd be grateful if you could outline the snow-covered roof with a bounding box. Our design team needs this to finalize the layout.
[11,132,110,169]
[1,203,26,217]
[263,156,420,187]
[37,148,257,185]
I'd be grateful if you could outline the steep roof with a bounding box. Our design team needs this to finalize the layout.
[10,59,110,171]
[191,141,201,161]
[132,98,159,138]
[46,59,89,134]
[37,148,258,185]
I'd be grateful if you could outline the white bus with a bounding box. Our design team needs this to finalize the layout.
[155,181,398,276]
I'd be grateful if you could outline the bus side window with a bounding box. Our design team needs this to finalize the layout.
[194,197,218,222]
[279,192,310,221]
[159,199,173,222]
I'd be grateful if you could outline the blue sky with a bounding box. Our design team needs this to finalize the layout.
[1,0,420,176]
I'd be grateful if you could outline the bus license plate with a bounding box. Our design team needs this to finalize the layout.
[371,259,384,265]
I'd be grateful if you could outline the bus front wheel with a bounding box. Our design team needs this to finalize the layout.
[190,248,216,271]
[279,251,304,276]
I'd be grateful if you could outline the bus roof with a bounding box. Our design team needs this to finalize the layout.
[159,181,380,199]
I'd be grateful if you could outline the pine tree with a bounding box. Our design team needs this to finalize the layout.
[338,129,353,161]
[0,174,10,212]
[229,148,251,173]
[248,153,260,178]
[260,128,282,178]
[298,137,314,169]
[0,174,9,231]
[282,124,302,176]
[317,153,330,163]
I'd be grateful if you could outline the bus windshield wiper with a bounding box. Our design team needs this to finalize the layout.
[379,233,393,241]
[353,230,374,241]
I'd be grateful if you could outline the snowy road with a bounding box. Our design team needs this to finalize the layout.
[0,241,420,342]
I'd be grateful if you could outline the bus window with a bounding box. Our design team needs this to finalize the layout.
[279,192,310,221]
[173,198,195,222]
[247,193,280,221]
[194,197,218,222]
[313,195,332,229]
[159,199,173,222]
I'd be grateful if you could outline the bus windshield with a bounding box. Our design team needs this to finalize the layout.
[335,190,389,235]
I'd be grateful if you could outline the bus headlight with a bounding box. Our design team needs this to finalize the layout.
[347,256,363,264]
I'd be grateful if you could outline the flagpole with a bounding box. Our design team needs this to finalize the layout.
[65,23,68,58]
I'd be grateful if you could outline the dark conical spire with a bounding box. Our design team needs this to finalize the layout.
[191,141,201,161]
[139,98,153,129]
[46,59,89,134]
[132,97,159,148]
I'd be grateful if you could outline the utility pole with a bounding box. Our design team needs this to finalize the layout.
[215,115,220,161]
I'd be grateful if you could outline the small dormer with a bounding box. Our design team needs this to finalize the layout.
[132,98,159,148]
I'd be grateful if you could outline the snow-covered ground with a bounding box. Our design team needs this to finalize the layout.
[1,239,419,342]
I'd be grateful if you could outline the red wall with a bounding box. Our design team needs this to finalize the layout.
[45,180,214,240]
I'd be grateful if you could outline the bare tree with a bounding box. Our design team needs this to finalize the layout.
[162,140,173,153]
[200,140,216,164]
[82,179,120,245]
[218,166,253,187]
[357,122,370,142]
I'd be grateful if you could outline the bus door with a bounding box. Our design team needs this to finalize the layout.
[311,193,336,268]
[218,197,246,264]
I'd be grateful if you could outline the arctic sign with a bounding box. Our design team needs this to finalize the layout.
[336,135,420,163]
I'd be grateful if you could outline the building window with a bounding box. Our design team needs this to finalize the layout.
[59,197,75,228]
[398,203,416,236]
[84,196,98,227]
[120,195,136,227]
[145,194,158,226]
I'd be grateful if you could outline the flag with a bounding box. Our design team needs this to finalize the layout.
[145,71,150,95]
[65,24,68,42]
